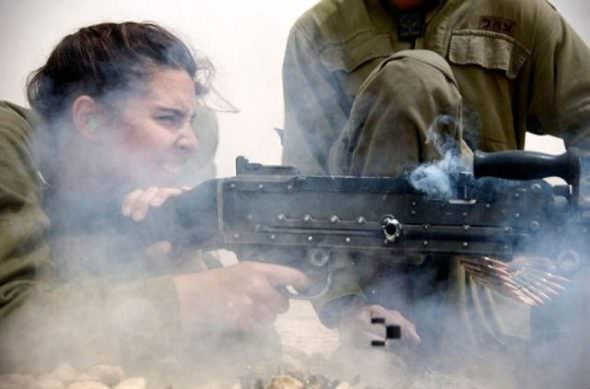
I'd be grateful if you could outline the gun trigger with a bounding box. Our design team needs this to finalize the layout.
[280,272,333,300]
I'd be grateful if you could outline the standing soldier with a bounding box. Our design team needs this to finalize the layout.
[282,0,590,385]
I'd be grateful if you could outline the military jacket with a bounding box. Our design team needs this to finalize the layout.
[281,0,590,342]
[283,0,590,174]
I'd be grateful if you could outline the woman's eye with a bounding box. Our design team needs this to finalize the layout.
[156,115,182,126]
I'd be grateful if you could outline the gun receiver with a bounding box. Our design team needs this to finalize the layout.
[135,151,586,289]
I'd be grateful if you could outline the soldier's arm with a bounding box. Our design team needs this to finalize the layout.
[524,3,590,204]
[282,21,349,175]
[0,102,54,320]
[525,2,590,148]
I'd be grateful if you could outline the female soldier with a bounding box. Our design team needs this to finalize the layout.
[0,22,307,373]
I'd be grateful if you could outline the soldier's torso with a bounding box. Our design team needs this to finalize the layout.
[298,0,552,152]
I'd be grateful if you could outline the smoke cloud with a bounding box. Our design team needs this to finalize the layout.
[1,2,590,388]
[409,116,470,199]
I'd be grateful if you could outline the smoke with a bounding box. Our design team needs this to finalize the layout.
[409,115,470,199]
[1,5,590,388]
[368,114,590,388]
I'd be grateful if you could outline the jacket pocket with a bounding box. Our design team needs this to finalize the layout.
[448,29,531,79]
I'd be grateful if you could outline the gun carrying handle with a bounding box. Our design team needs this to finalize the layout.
[474,150,580,196]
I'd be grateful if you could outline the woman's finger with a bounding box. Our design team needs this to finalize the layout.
[149,187,183,207]
[249,284,290,314]
[130,187,159,221]
[121,189,144,217]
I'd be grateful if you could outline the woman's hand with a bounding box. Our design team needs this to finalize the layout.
[120,188,313,334]
[121,186,191,264]
[121,186,189,222]
[172,261,310,333]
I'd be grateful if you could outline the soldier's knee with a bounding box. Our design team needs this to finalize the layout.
[364,49,458,97]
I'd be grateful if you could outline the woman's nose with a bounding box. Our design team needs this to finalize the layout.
[176,122,199,156]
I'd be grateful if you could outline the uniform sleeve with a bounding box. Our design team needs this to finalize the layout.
[526,3,590,146]
[0,101,53,318]
[524,4,590,203]
[282,23,349,175]
[0,102,182,372]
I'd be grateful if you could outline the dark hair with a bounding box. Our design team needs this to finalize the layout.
[27,22,212,125]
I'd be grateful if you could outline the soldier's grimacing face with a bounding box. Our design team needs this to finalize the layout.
[104,68,199,188]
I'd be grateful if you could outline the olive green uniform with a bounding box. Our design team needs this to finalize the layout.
[284,0,590,174]
[0,101,221,374]
[282,0,590,358]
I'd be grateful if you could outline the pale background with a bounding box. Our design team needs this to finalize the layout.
[0,0,588,177]
[0,0,589,357]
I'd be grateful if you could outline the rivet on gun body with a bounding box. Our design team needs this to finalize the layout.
[514,192,521,199]
[307,236,313,241]
[463,242,469,248]
[330,216,340,224]
[258,184,264,190]
[531,183,542,193]
[357,216,367,224]
[277,214,286,221]
[423,224,430,230]
[411,210,417,215]
[303,214,312,222]
[411,201,417,207]
[270,234,276,240]
[530,221,540,231]
[287,185,293,191]
[514,213,520,219]
[485,203,491,209]
[462,212,468,217]
[229,183,236,189]
[247,214,253,221]
[233,233,240,239]
[345,237,351,243]
[504,226,512,233]
[463,225,470,231]
[423,241,429,246]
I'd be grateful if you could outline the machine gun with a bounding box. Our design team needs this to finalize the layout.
[136,150,585,302]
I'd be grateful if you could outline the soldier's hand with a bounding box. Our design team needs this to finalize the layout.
[121,186,190,222]
[338,304,420,347]
[172,261,310,333]
[121,187,192,264]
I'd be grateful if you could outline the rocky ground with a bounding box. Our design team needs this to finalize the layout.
[275,300,338,358]
[0,254,519,388]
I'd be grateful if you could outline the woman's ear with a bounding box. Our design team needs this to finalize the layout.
[71,95,103,141]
